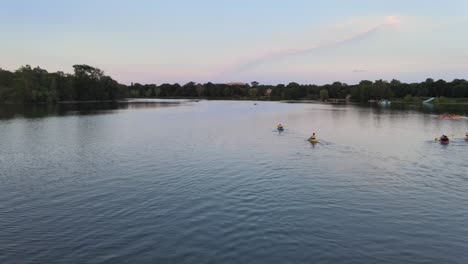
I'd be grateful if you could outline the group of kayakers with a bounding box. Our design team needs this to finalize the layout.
[277,124,318,144]
[278,123,467,145]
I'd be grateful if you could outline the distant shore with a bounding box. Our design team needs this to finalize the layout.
[121,97,468,106]
[1,97,468,107]
[2,65,468,105]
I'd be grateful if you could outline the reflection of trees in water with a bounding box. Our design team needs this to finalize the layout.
[123,101,182,109]
[0,104,58,120]
[356,103,468,116]
[394,104,468,115]
[0,101,185,120]
[1,101,466,121]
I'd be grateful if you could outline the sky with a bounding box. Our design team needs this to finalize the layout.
[1,0,468,85]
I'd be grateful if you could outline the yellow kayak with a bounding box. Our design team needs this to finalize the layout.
[308,138,318,143]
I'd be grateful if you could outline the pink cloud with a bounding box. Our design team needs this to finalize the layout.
[214,16,402,81]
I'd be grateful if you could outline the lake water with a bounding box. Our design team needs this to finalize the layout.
[1,100,467,264]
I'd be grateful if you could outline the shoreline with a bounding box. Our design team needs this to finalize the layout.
[0,97,467,106]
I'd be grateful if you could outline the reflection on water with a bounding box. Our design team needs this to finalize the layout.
[1,100,468,263]
[0,99,191,120]
[1,100,467,120]
[372,102,468,115]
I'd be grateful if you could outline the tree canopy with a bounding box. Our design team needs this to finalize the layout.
[0,65,467,104]
[0,65,127,103]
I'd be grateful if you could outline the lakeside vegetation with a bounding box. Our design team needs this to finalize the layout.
[1,65,468,104]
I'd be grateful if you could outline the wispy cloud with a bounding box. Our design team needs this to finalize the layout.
[214,16,401,80]
[353,69,369,73]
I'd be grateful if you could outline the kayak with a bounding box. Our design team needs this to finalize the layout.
[465,137,468,141]
[440,140,449,145]
[309,138,318,143]
[277,127,284,132]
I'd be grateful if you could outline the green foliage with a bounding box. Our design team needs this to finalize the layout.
[0,65,125,104]
[249,88,258,98]
[1,65,468,104]
[283,82,306,99]
[451,84,467,98]
[319,89,329,101]
[404,94,413,102]
[434,96,448,104]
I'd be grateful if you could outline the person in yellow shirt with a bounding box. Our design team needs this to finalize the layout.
[309,133,317,142]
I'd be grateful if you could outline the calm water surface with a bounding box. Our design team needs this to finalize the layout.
[1,100,467,263]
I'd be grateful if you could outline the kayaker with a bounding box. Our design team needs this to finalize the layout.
[309,133,317,140]
[440,135,449,143]
[277,124,284,129]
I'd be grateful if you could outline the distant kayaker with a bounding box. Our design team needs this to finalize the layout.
[440,135,449,143]
[310,133,317,140]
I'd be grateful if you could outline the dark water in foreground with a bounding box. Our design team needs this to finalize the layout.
[1,100,467,264]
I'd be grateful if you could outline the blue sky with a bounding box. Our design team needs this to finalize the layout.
[1,0,467,84]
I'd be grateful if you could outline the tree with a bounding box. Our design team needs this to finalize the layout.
[329,82,343,98]
[48,77,58,103]
[319,89,329,101]
[0,69,15,102]
[3,64,468,104]
[360,80,373,86]
[154,87,161,97]
[196,84,205,97]
[373,79,393,99]
[73,65,104,100]
[451,84,467,98]
[350,80,373,102]
[434,79,447,97]
[223,86,233,97]
[404,94,413,102]
[182,82,197,97]
[70,65,124,101]
[284,82,306,99]
[73,65,104,79]
[249,88,258,98]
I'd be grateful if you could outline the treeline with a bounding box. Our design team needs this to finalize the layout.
[0,65,127,103]
[1,65,468,104]
[128,79,468,102]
